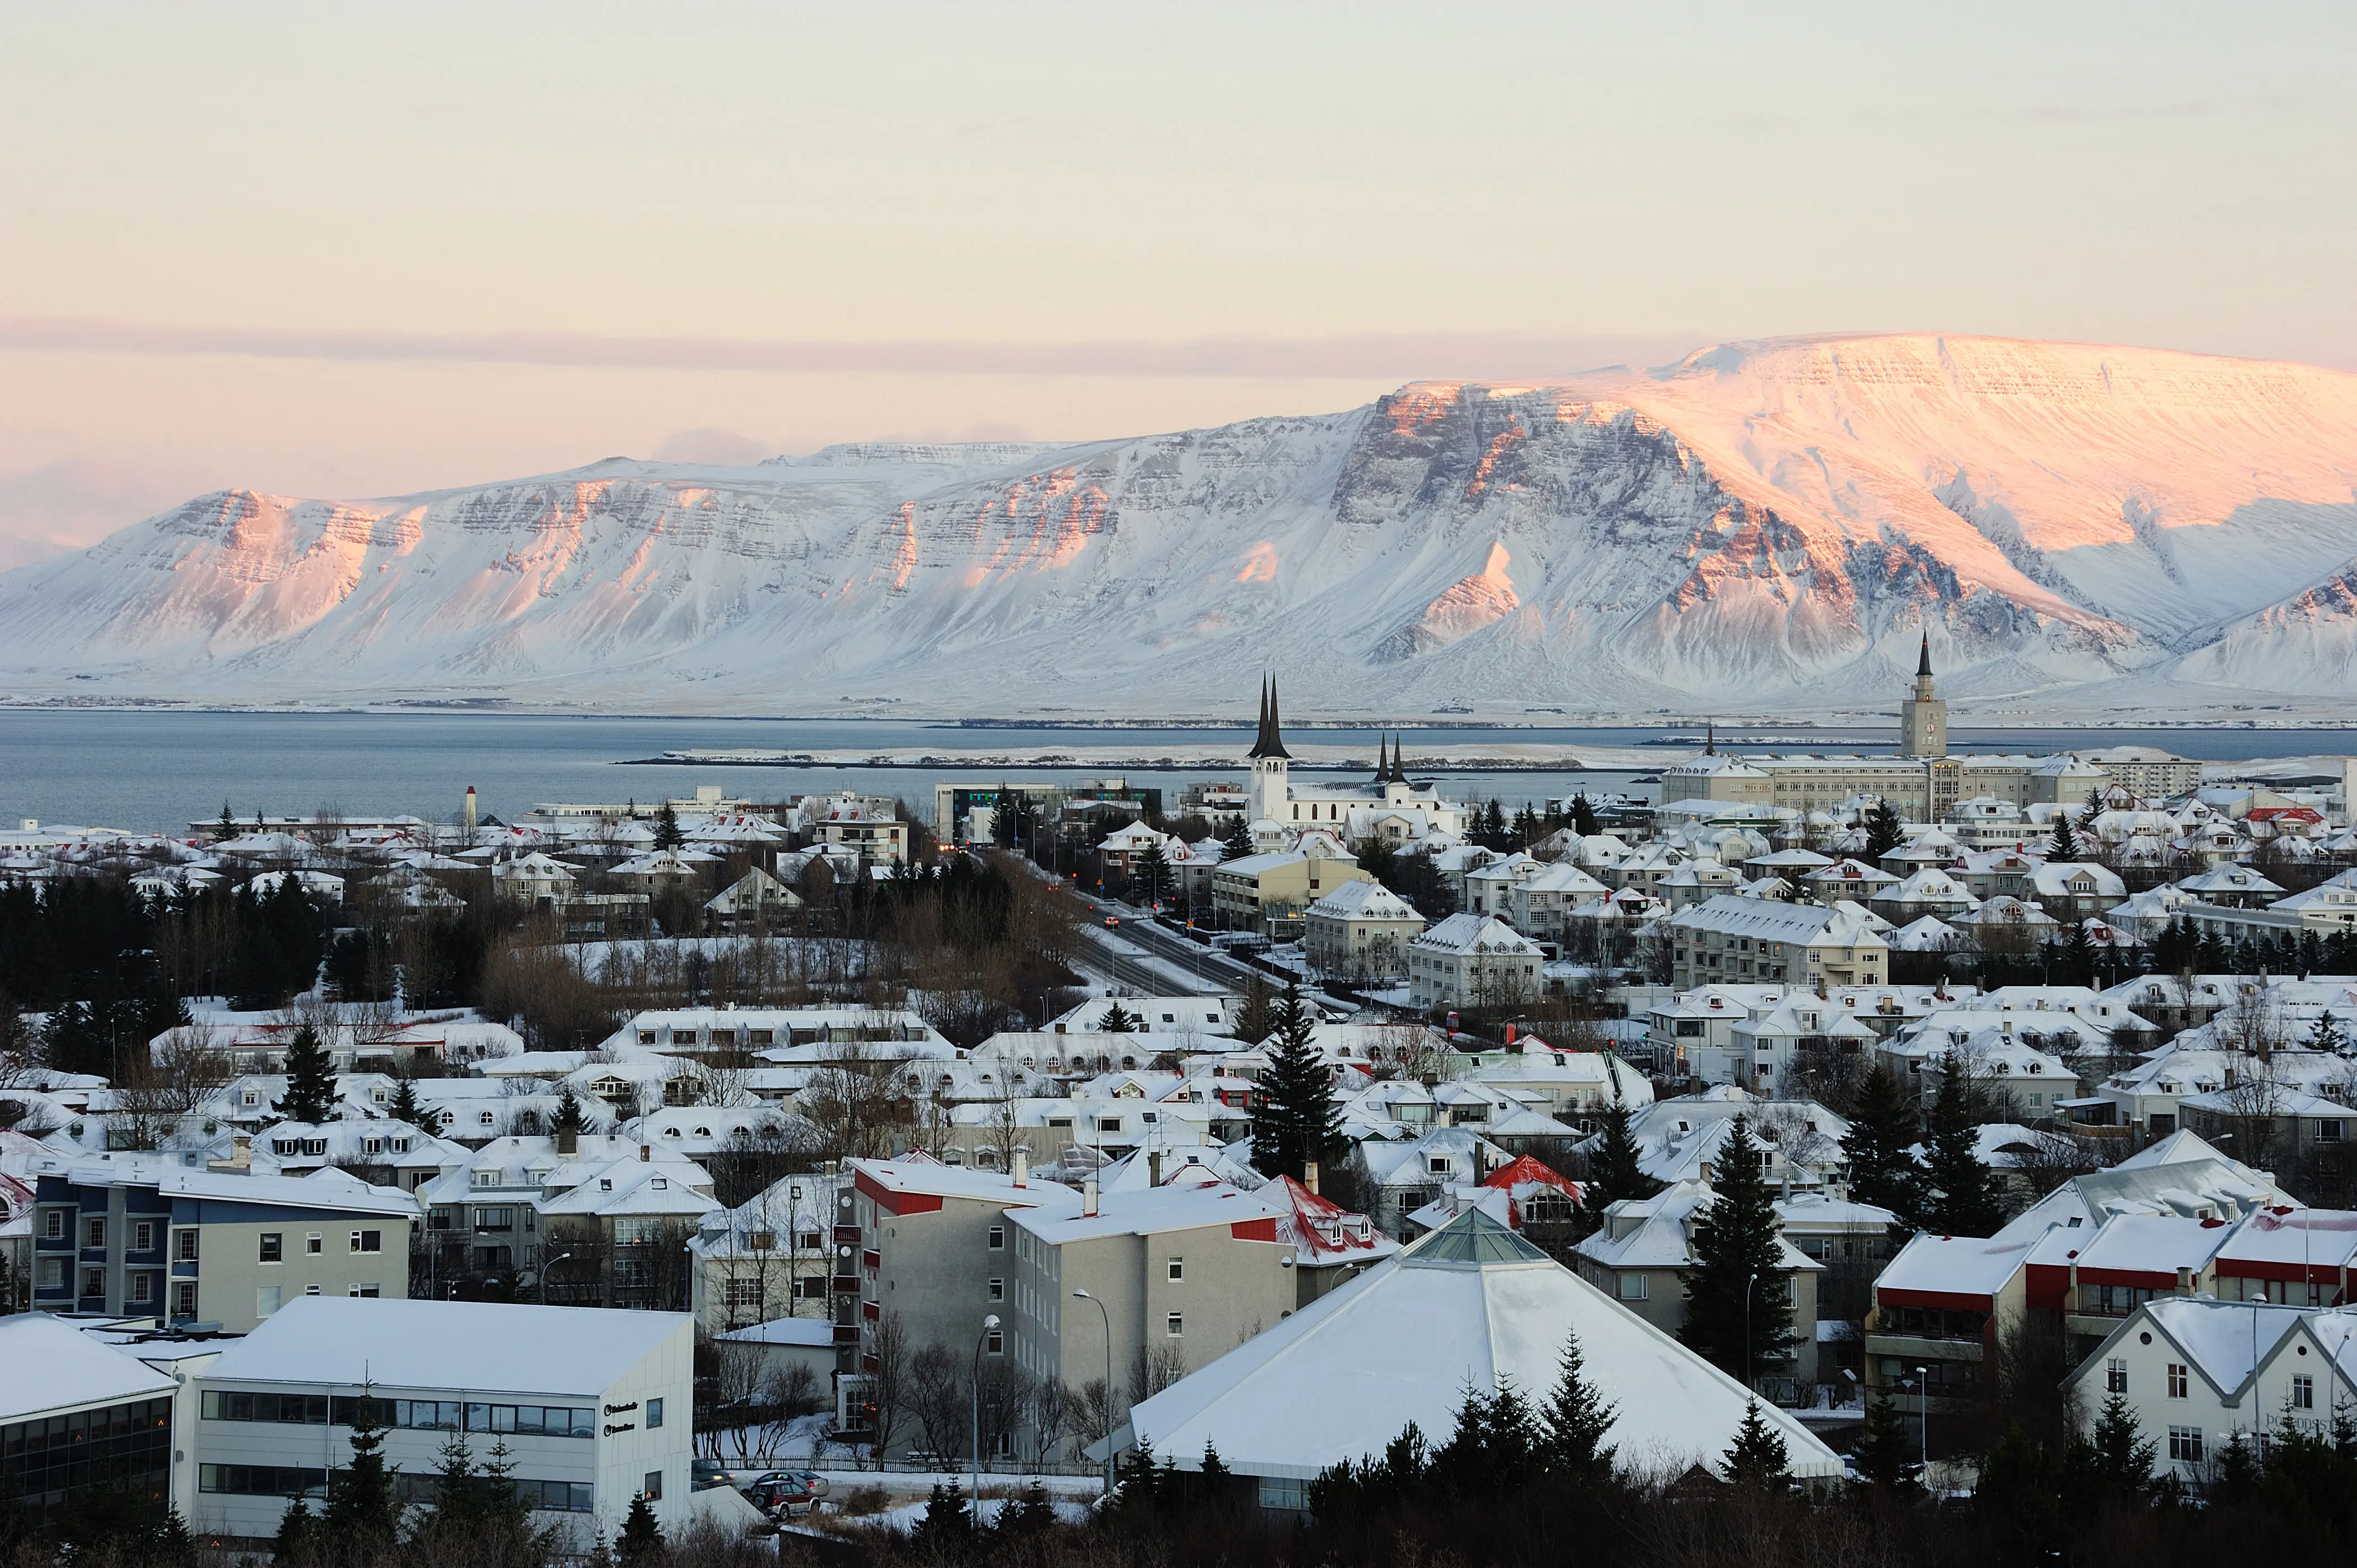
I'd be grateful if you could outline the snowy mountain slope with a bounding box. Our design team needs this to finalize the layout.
[2,333,2353,716]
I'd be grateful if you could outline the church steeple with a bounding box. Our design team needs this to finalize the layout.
[1372,734,1390,785]
[1899,632,1947,758]
[1388,733,1408,784]
[1916,632,1933,680]
[1248,677,1291,761]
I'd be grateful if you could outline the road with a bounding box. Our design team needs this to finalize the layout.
[1069,891,1352,1013]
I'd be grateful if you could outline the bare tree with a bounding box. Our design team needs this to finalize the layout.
[905,1339,966,1462]
[111,1025,234,1149]
[866,1310,913,1468]
[1027,1375,1071,1467]
[1127,1343,1186,1405]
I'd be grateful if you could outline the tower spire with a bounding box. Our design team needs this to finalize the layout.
[1390,732,1408,784]
[1917,632,1933,679]
[1247,675,1291,760]
[1373,734,1389,785]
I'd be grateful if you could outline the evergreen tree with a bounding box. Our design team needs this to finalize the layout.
[1862,798,1907,863]
[1221,816,1255,863]
[1233,973,1278,1046]
[40,999,109,1077]
[213,801,240,843]
[2057,915,2099,987]
[1248,987,1340,1182]
[1430,1380,1542,1498]
[1722,1401,1790,1489]
[1479,800,1509,852]
[1841,1064,1923,1228]
[2308,1009,2349,1056]
[429,1429,485,1528]
[1579,1096,1663,1225]
[153,1504,197,1568]
[1135,839,1172,906]
[617,1489,666,1564]
[1569,792,1599,838]
[651,802,685,852]
[2075,1391,2156,1505]
[273,1024,337,1125]
[1679,1117,1796,1382]
[322,1390,402,1553]
[1099,1000,1139,1034]
[2047,808,2082,863]
[272,1497,318,1565]
[551,1086,586,1138]
[1921,1065,2005,1236]
[1511,803,1541,850]
[389,1075,424,1128]
[1847,1394,1920,1492]
[1536,1330,1618,1487]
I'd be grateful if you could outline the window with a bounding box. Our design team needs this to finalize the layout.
[80,1267,105,1298]
[647,1397,664,1430]
[477,1209,515,1232]
[2293,1374,2314,1410]
[351,1230,383,1254]
[1616,1275,1649,1302]
[85,1216,106,1249]
[725,1278,764,1308]
[985,1330,1003,1355]
[2166,1363,2188,1399]
[44,1210,64,1240]
[988,1278,1004,1302]
[1166,1312,1184,1338]
[259,1233,284,1263]
[307,1234,323,1255]
[480,1111,496,1127]
[642,1471,663,1502]
[130,1272,153,1304]
[1167,1257,1184,1282]
[257,1285,282,1317]
[2106,1358,2128,1394]
[987,1226,1006,1251]
[2168,1426,2204,1463]
[2319,1120,2345,1143]
[134,1221,155,1252]
[174,1282,198,1318]
[349,1283,380,1298]
[305,1283,322,1296]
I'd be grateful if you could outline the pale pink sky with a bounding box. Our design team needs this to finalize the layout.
[3,2,2353,566]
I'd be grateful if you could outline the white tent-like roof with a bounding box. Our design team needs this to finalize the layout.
[1111,1208,1843,1482]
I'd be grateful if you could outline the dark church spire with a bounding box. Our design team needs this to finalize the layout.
[1388,732,1408,783]
[1372,734,1390,784]
[1247,677,1291,760]
[1917,632,1933,679]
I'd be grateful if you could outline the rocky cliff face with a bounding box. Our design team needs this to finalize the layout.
[4,333,2354,715]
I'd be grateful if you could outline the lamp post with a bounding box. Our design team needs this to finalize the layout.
[1072,1290,1115,1497]
[1743,1270,1760,1394]
[972,1314,1001,1525]
[539,1252,573,1306]
[1916,1364,1930,1482]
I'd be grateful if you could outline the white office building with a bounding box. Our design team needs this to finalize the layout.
[190,1297,693,1543]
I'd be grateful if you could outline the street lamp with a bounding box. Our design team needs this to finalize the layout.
[539,1253,574,1306]
[972,1314,1001,1525]
[1072,1290,1115,1497]
[1916,1364,1930,1481]
[1743,1271,1761,1394]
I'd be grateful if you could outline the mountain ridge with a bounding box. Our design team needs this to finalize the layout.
[4,332,2355,719]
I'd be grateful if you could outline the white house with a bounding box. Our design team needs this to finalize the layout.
[1406,915,1544,1009]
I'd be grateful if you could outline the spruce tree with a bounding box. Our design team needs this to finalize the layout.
[2076,1390,2155,1505]
[214,801,240,843]
[1847,1394,1920,1491]
[274,1024,338,1125]
[652,802,684,852]
[2308,1010,2348,1056]
[273,1497,318,1565]
[1921,1065,2005,1236]
[1537,1330,1618,1487]
[1679,1117,1796,1382]
[1840,1064,1923,1227]
[1248,988,1340,1182]
[1580,1096,1663,1225]
[550,1086,585,1138]
[389,1075,424,1128]
[2047,808,2081,863]
[1136,839,1172,906]
[1569,793,1599,838]
[322,1390,402,1552]
[1099,1001,1139,1035]
[1480,800,1509,852]
[617,1489,666,1564]
[430,1430,485,1528]
[2059,915,2099,987]
[1722,1401,1790,1489]
[1862,799,1907,863]
[152,1504,197,1568]
[1233,973,1278,1045]
[1221,816,1255,863]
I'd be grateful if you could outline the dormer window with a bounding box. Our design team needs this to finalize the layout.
[600,1178,614,1192]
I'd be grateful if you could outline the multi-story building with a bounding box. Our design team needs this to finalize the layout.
[688,1170,847,1337]
[1663,895,1887,991]
[1303,879,1426,983]
[1212,843,1375,936]
[191,1297,693,1542]
[28,1155,418,1330]
[1405,915,1545,1009]
[0,1314,178,1527]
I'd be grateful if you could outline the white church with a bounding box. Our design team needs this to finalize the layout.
[1243,679,1469,849]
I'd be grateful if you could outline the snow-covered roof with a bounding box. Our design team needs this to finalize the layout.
[1115,1208,1842,1481]
[1875,1232,2036,1302]
[0,1314,180,1422]
[714,1316,837,1349]
[203,1297,688,1397]
[1014,1181,1288,1245]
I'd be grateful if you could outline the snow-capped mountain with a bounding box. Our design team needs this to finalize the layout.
[4,333,2355,718]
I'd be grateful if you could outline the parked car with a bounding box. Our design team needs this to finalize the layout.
[743,1475,817,1519]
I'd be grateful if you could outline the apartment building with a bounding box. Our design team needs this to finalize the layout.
[28,1156,417,1330]
[1302,879,1426,983]
[1405,915,1544,1009]
[1663,895,1888,991]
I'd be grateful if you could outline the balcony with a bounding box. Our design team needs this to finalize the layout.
[1865,1333,1983,1363]
[832,1323,862,1346]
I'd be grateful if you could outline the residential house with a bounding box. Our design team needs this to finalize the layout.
[1405,915,1544,1009]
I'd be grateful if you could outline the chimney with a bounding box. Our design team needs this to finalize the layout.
[1504,1023,1516,1045]
[1148,1151,1162,1188]
[465,786,477,831]
[208,1133,254,1174]
[640,1143,651,1162]
[1011,1147,1027,1188]
[2175,1265,2194,1297]
[1083,1178,1099,1218]
[1303,1159,1320,1196]
[557,1124,577,1157]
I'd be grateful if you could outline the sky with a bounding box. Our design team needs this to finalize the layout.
[3,1,2353,568]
